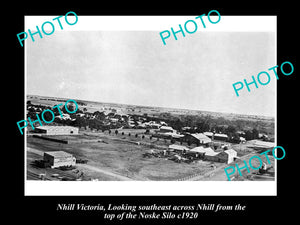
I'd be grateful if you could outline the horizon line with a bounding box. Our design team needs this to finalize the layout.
[27,93,275,119]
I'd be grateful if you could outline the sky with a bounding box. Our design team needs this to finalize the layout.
[26,30,276,117]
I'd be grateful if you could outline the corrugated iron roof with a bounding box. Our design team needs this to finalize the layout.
[44,151,73,158]
[168,144,189,151]
[36,126,78,131]
[224,149,237,155]
[190,146,216,155]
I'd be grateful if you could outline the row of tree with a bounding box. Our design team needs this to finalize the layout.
[27,102,272,141]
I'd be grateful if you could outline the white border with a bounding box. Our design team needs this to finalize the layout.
[24,15,277,196]
[25,181,276,196]
[25,15,276,32]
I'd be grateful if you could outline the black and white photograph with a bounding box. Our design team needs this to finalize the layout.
[22,16,278,196]
[13,4,299,222]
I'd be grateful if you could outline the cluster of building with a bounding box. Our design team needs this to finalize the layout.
[168,144,237,164]
[154,125,237,145]
[150,126,240,164]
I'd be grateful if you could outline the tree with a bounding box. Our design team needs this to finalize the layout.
[93,111,106,120]
[231,133,240,143]
[226,125,236,134]
[172,118,183,131]
[40,110,54,123]
[63,102,75,113]
[252,128,259,139]
[245,130,253,140]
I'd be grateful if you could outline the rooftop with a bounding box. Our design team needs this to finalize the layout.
[190,146,218,156]
[247,140,275,148]
[35,126,78,130]
[224,149,237,155]
[44,151,73,158]
[189,133,211,142]
[169,144,189,151]
[203,132,228,138]
[159,126,174,130]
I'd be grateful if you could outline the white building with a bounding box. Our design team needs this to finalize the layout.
[185,133,212,145]
[34,126,79,135]
[43,151,76,168]
[158,126,175,133]
[169,144,190,153]
[216,149,238,164]
[189,146,219,161]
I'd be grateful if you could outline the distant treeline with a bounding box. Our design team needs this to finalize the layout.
[37,98,86,106]
[26,101,274,141]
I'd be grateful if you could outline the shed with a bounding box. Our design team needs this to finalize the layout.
[34,126,79,135]
[182,133,211,145]
[203,132,229,141]
[169,144,190,153]
[216,149,237,164]
[189,146,218,161]
[43,151,76,168]
[158,126,175,133]
[247,140,275,149]
[163,132,184,139]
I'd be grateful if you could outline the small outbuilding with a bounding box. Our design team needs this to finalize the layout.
[189,146,218,161]
[182,133,211,146]
[203,132,229,142]
[158,126,176,133]
[168,144,190,153]
[216,149,237,164]
[43,151,76,168]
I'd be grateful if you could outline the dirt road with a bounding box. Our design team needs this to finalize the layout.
[75,164,133,181]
